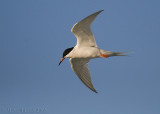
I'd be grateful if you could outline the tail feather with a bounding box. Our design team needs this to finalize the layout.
[100,49,130,57]
[112,52,129,56]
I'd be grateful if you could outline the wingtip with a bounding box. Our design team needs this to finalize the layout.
[97,10,104,14]
[100,9,104,12]
[91,88,98,93]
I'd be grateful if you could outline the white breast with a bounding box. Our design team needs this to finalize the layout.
[67,46,101,58]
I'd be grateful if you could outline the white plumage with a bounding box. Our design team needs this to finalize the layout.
[59,10,127,93]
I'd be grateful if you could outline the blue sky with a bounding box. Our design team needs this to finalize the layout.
[0,0,160,114]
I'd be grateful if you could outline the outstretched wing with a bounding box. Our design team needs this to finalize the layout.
[70,58,97,93]
[71,10,103,47]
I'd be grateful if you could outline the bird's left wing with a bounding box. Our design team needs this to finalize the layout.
[71,10,103,47]
[70,58,97,93]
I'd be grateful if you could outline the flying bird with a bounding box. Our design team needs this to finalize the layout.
[59,10,127,93]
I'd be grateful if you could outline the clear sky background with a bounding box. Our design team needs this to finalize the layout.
[0,0,160,114]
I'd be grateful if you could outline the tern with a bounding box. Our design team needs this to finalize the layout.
[59,10,127,93]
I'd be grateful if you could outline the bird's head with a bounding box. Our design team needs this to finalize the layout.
[58,47,74,66]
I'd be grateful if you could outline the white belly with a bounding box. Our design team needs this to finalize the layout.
[69,47,101,58]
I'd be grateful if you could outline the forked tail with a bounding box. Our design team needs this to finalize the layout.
[100,50,129,57]
[111,52,128,56]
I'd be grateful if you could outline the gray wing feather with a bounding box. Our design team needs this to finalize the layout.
[71,10,103,47]
[70,58,97,93]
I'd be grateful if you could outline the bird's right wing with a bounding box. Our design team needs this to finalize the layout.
[71,10,103,47]
[70,58,97,93]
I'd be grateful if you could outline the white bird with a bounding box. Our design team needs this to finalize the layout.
[59,10,127,93]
